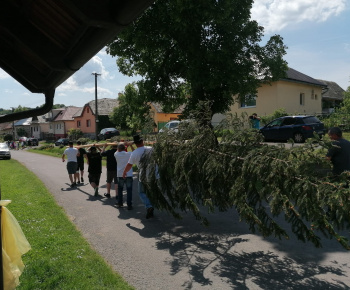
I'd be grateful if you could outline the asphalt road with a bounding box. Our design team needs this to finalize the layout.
[11,150,350,289]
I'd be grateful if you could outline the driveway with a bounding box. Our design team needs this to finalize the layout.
[12,150,350,289]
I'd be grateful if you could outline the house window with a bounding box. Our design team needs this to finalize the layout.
[50,124,52,129]
[241,94,256,108]
[300,93,305,106]
[315,94,318,100]
[86,120,91,127]
[87,107,90,113]
[77,121,81,128]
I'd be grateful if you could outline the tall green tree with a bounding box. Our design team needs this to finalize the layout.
[109,83,152,133]
[107,0,288,123]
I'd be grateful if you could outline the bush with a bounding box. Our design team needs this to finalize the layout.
[68,128,83,140]
[38,144,55,150]
[4,134,13,141]
[260,108,288,125]
[320,112,350,132]
[77,137,90,145]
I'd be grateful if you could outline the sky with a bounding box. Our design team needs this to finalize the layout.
[0,0,349,110]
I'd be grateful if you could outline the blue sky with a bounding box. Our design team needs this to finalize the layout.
[1,0,349,110]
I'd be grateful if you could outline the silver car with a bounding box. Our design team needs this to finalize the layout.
[159,121,180,133]
[0,143,11,160]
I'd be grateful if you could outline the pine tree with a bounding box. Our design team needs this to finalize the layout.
[140,107,350,249]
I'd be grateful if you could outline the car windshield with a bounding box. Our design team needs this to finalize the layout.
[303,116,321,124]
[0,143,9,149]
[267,119,283,127]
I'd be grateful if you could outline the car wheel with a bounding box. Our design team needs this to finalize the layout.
[293,133,304,143]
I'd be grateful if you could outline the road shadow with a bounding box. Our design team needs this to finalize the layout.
[125,209,350,289]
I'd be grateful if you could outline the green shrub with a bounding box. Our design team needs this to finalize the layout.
[38,144,55,150]
[68,128,83,140]
[4,134,13,141]
[261,108,288,125]
[77,137,90,145]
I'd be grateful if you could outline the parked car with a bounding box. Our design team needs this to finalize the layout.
[27,137,39,146]
[0,143,11,160]
[98,128,120,140]
[259,115,326,143]
[159,120,181,133]
[55,138,69,146]
[19,136,27,142]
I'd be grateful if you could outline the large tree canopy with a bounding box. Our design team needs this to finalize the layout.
[106,0,288,119]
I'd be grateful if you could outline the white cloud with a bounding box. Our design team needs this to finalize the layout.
[252,0,347,33]
[0,69,10,79]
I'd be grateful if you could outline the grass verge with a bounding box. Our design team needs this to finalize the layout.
[0,159,133,290]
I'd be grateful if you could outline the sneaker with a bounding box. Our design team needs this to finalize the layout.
[77,181,81,184]
[146,207,154,219]
[70,183,75,188]
[104,193,111,198]
[94,187,99,196]
[116,203,124,208]
[81,177,84,183]
[127,205,133,210]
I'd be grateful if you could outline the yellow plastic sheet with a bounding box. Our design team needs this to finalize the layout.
[1,200,31,290]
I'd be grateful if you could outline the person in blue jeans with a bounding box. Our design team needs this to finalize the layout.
[123,135,154,219]
[115,142,134,209]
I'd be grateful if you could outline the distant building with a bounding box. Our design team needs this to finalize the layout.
[317,79,345,114]
[73,98,118,139]
[150,102,184,132]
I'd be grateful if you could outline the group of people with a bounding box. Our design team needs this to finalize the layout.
[7,140,27,150]
[61,135,154,219]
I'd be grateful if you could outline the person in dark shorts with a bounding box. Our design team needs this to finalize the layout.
[62,141,80,188]
[101,143,118,198]
[87,145,102,196]
[76,141,87,184]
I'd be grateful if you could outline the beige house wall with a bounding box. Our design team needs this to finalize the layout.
[230,80,323,117]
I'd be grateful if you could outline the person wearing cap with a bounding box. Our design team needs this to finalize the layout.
[123,135,154,218]
[101,143,118,198]
[114,142,134,209]
[62,141,80,188]
[87,145,102,196]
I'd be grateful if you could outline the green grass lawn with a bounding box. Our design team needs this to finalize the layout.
[0,159,133,290]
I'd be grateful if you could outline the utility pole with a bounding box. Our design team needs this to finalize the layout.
[92,73,101,140]
[11,107,16,141]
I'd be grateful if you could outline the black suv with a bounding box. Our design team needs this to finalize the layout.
[27,138,39,146]
[260,115,326,143]
[98,128,120,140]
[55,138,69,146]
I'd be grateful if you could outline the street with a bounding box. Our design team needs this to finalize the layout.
[11,150,350,289]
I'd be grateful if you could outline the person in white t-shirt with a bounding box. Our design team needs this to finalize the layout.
[114,142,134,209]
[62,141,80,188]
[123,135,154,218]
